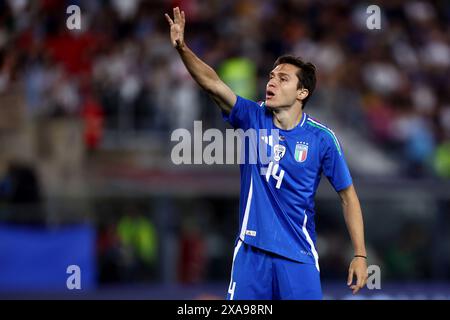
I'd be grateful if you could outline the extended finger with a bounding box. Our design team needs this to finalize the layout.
[363,272,369,287]
[181,10,185,26]
[174,7,181,23]
[165,13,174,26]
[356,271,365,289]
[351,284,360,295]
[347,268,354,286]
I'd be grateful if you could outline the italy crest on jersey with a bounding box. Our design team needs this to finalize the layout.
[294,142,308,162]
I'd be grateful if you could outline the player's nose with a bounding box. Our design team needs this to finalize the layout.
[267,81,276,89]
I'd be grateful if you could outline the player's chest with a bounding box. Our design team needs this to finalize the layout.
[258,133,320,169]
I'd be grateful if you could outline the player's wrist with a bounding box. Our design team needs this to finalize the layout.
[175,40,186,51]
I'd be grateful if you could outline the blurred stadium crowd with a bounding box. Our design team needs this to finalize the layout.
[1,0,449,175]
[1,0,450,296]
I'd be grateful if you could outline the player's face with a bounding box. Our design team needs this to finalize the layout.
[265,64,301,109]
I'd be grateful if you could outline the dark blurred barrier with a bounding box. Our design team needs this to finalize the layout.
[1,176,449,292]
[0,223,96,291]
[323,281,450,300]
[0,188,449,299]
[1,282,450,300]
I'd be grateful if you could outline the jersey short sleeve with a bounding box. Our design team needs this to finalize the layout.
[320,132,353,192]
[222,95,261,130]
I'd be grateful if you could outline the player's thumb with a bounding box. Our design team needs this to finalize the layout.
[347,268,354,286]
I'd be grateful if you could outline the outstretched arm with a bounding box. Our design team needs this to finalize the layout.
[165,7,236,115]
[338,184,368,295]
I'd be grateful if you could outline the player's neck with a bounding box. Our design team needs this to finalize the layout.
[272,105,303,131]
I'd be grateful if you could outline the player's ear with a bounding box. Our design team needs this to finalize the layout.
[297,88,309,101]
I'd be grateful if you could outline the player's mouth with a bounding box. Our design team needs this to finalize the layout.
[266,89,276,100]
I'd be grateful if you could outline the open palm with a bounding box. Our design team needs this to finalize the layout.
[165,7,185,48]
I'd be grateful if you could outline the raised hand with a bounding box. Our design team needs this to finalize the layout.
[165,7,185,49]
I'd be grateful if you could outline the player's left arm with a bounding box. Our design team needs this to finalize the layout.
[338,184,368,295]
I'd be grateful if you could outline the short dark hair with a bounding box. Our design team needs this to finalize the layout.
[273,55,316,108]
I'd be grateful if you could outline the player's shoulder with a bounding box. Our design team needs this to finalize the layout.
[304,115,341,147]
[304,115,334,136]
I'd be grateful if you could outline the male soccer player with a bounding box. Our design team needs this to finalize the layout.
[165,7,368,300]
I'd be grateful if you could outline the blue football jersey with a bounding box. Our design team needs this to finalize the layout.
[223,95,353,270]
